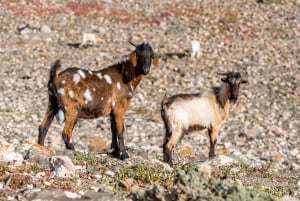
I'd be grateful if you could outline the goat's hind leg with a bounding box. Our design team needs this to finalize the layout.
[62,110,78,150]
[38,104,55,146]
[208,127,218,158]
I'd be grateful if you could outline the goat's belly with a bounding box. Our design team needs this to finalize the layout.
[170,98,214,128]
[79,107,109,119]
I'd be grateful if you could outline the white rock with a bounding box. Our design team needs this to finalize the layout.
[215,155,234,166]
[150,159,173,172]
[64,191,81,199]
[105,170,115,177]
[280,195,299,201]
[40,25,51,33]
[0,151,24,166]
[49,156,76,178]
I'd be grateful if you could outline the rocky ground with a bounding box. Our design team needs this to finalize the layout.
[0,0,299,200]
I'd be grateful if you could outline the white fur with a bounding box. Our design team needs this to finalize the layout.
[104,74,112,85]
[56,109,65,124]
[167,97,214,132]
[73,73,81,84]
[116,82,121,90]
[190,40,201,59]
[78,70,86,79]
[57,88,65,96]
[88,70,93,75]
[68,90,74,99]
[97,73,103,80]
[83,89,93,102]
[80,33,103,47]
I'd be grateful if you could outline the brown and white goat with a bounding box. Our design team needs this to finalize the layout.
[38,42,159,160]
[161,72,248,166]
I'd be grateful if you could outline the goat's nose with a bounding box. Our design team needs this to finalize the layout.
[143,65,149,73]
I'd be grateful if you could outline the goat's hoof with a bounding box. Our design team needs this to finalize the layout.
[111,149,119,157]
[167,161,173,167]
[37,141,44,146]
[209,153,216,159]
[66,143,75,150]
[120,152,129,160]
[163,159,173,167]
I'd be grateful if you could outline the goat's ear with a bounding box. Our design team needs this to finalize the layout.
[241,79,248,84]
[152,55,159,66]
[129,52,137,67]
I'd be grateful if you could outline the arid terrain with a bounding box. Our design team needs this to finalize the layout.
[0,0,299,200]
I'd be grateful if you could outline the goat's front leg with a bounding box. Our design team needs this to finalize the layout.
[163,126,182,166]
[110,111,128,160]
[38,104,55,146]
[110,113,119,157]
[163,127,174,166]
[208,126,218,158]
[62,111,77,150]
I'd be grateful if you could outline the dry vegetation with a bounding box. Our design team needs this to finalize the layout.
[0,0,299,200]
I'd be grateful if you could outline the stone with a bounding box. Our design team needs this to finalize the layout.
[40,25,51,33]
[0,151,23,166]
[17,23,27,32]
[88,136,108,152]
[25,144,54,166]
[29,189,71,201]
[214,155,234,166]
[195,162,212,177]
[49,156,76,178]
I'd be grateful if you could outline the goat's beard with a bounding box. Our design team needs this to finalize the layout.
[230,98,238,104]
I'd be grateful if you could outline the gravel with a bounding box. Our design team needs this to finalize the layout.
[0,0,299,199]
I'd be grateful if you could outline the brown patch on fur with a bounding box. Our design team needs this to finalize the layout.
[214,84,231,108]
[184,124,206,134]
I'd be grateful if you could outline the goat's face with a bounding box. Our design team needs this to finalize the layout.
[132,43,158,75]
[221,72,248,104]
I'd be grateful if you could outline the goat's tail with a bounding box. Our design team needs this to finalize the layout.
[48,59,61,97]
[160,93,170,140]
[160,93,167,117]
[49,59,61,83]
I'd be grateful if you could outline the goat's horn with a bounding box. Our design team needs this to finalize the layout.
[129,41,137,47]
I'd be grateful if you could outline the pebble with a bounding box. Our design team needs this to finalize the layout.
[0,0,299,199]
[49,156,76,177]
[0,151,24,166]
[40,25,51,33]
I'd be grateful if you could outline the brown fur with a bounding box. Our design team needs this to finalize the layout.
[38,43,159,160]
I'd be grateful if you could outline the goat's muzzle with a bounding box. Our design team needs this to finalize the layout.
[142,65,150,75]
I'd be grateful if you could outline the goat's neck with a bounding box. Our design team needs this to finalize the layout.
[121,61,143,90]
[215,83,231,108]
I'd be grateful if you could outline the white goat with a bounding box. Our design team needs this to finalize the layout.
[161,72,248,166]
[80,33,103,48]
[190,40,201,60]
